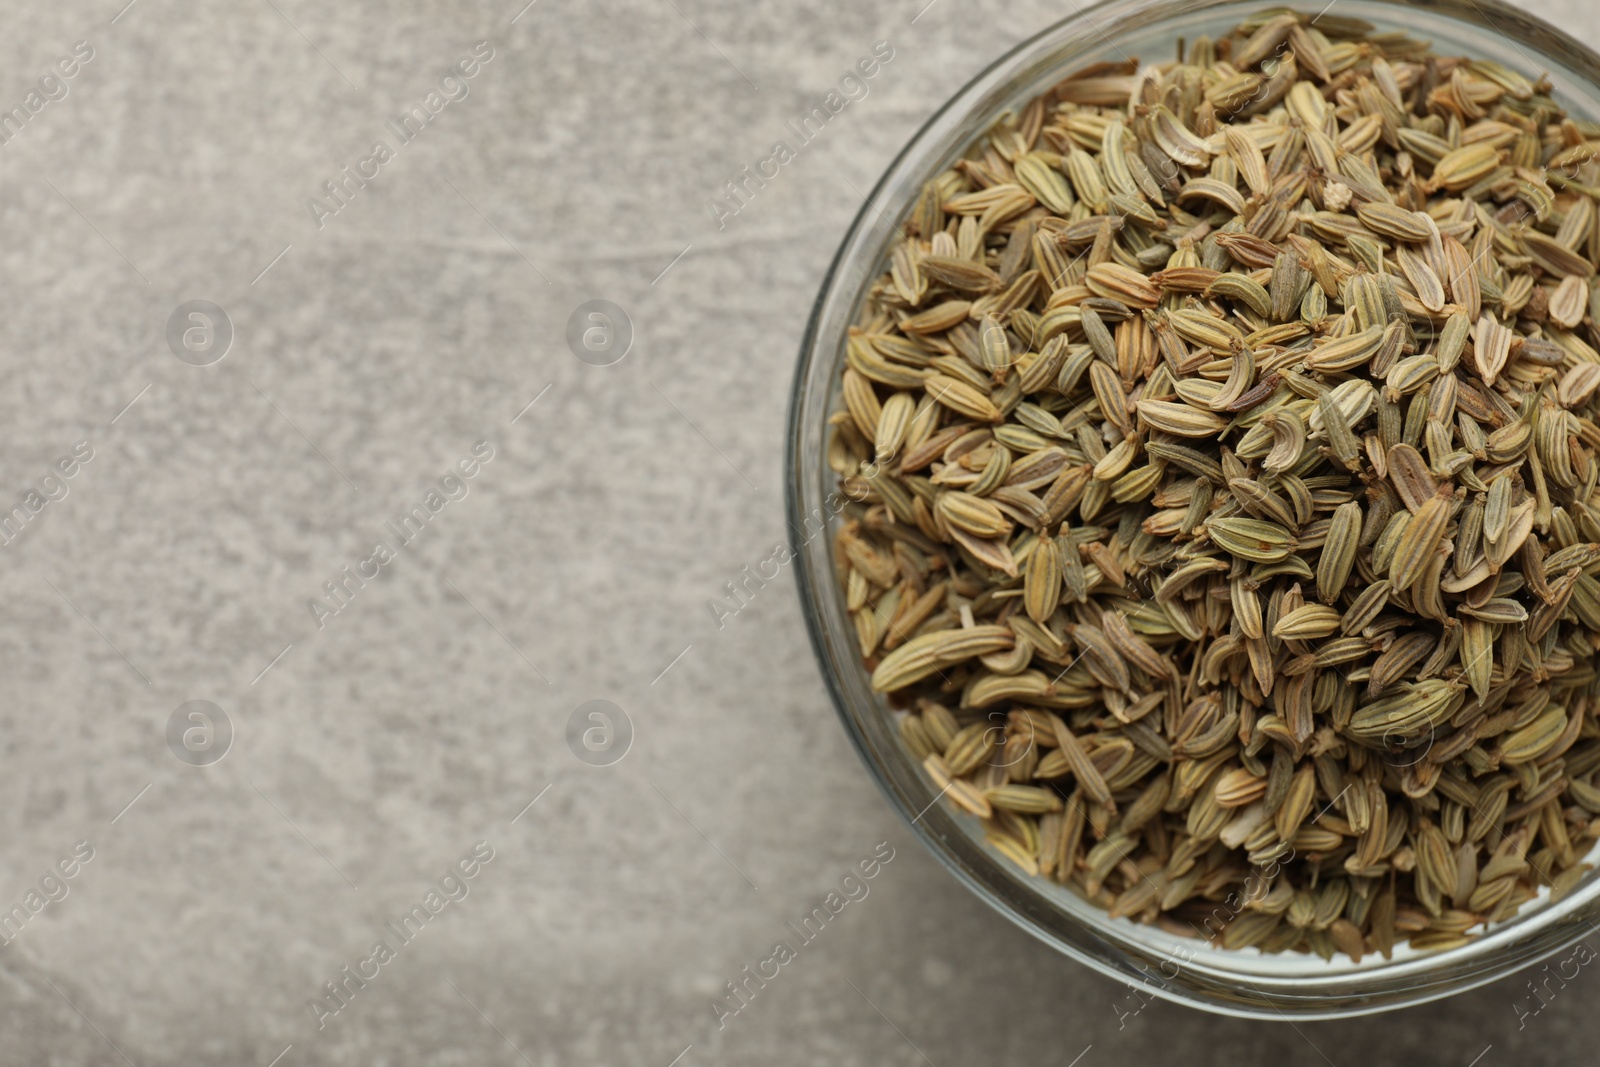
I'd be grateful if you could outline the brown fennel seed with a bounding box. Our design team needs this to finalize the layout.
[829,7,1600,965]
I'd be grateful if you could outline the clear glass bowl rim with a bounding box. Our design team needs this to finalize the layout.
[786,0,1600,1019]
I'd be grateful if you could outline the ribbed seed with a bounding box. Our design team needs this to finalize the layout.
[945,721,996,776]
[1206,272,1271,316]
[1316,392,1361,470]
[1347,679,1463,742]
[1024,532,1061,623]
[1522,230,1596,279]
[1472,315,1513,386]
[1390,488,1453,591]
[1396,245,1447,312]
[923,756,993,818]
[1210,343,1257,412]
[1081,306,1117,364]
[922,254,1002,292]
[1229,478,1296,528]
[1318,501,1362,603]
[1014,154,1076,215]
[938,492,1011,538]
[871,626,1015,692]
[987,784,1064,814]
[978,315,1013,376]
[1101,609,1170,679]
[1262,410,1307,472]
[1499,707,1568,764]
[1430,143,1500,191]
[1386,443,1439,512]
[1087,262,1161,307]
[1367,631,1436,695]
[874,392,916,462]
[1066,623,1131,693]
[1275,765,1316,842]
[1231,577,1264,639]
[924,374,1001,423]
[1559,363,1600,409]
[1459,617,1494,701]
[1306,326,1384,372]
[1052,719,1113,808]
[1206,517,1296,562]
[1273,604,1342,640]
[1549,276,1589,329]
[1090,361,1132,434]
[1136,399,1229,437]
[1356,201,1432,242]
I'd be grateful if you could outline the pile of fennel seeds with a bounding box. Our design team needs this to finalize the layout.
[828,7,1600,960]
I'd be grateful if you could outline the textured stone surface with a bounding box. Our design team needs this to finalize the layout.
[0,0,1597,1063]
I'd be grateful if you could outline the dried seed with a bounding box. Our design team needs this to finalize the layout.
[1318,501,1362,603]
[1136,399,1229,437]
[871,626,1015,692]
[1396,245,1447,313]
[1549,276,1589,329]
[937,492,1011,538]
[1430,143,1500,191]
[874,391,916,462]
[922,254,1003,292]
[1225,125,1270,196]
[1273,604,1342,640]
[1206,272,1272,317]
[1391,488,1454,592]
[1024,532,1061,623]
[1522,230,1596,279]
[1471,316,1510,388]
[1560,363,1600,409]
[987,784,1064,814]
[1150,105,1211,168]
[1052,719,1114,808]
[1210,342,1258,412]
[1499,706,1568,764]
[1262,409,1308,473]
[1356,201,1433,243]
[1386,443,1439,512]
[925,374,1002,422]
[1101,609,1170,679]
[1014,154,1076,215]
[1270,249,1308,323]
[1087,262,1161,307]
[978,315,1013,377]
[1089,361,1132,434]
[1206,516,1296,562]
[1306,326,1385,373]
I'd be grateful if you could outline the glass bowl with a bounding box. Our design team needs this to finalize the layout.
[786,0,1600,1018]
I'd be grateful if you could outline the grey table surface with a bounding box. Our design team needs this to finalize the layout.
[2,0,1597,1063]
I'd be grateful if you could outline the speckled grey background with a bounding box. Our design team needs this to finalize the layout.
[1,0,1597,1063]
